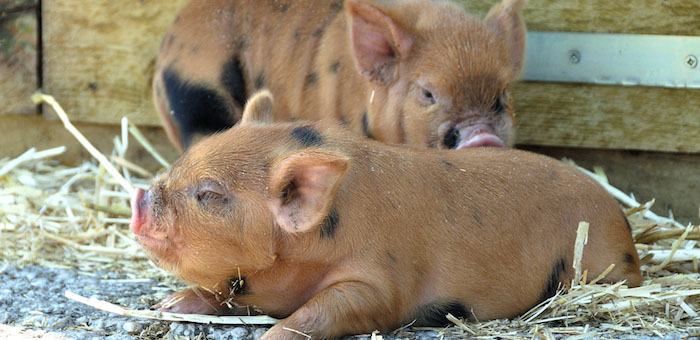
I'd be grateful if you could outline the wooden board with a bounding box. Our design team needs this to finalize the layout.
[513,83,700,153]
[42,0,187,125]
[456,0,700,35]
[0,114,179,173]
[0,0,38,115]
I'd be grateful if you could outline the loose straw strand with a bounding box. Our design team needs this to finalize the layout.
[31,93,134,194]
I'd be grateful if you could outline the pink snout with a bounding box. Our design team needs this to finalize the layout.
[455,124,505,149]
[130,187,171,252]
[457,133,505,149]
[130,188,146,235]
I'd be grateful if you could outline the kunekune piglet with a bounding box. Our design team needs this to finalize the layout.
[131,92,641,339]
[154,0,526,152]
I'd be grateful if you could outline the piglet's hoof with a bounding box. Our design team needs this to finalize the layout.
[153,288,223,315]
[153,288,262,316]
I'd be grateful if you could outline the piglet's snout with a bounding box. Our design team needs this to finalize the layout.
[456,124,505,149]
[130,188,148,236]
[130,186,172,252]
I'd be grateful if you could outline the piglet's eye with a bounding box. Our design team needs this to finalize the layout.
[492,97,505,114]
[492,90,507,114]
[193,180,228,205]
[197,190,223,203]
[419,87,436,105]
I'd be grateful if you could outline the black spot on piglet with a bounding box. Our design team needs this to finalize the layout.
[305,72,318,86]
[329,61,341,74]
[220,58,247,108]
[416,301,472,326]
[162,67,234,149]
[539,258,566,303]
[291,126,324,147]
[330,0,343,12]
[320,209,339,239]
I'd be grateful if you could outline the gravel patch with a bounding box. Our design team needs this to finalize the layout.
[0,264,696,340]
[0,264,303,339]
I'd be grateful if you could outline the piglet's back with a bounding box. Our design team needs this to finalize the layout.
[295,122,641,319]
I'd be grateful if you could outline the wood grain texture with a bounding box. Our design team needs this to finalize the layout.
[42,0,187,125]
[0,114,179,173]
[455,0,700,35]
[512,83,700,153]
[0,10,38,115]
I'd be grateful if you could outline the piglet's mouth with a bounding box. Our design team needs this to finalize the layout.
[448,123,505,149]
[457,133,505,149]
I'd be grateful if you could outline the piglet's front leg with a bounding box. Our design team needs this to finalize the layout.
[260,282,395,340]
[154,288,257,316]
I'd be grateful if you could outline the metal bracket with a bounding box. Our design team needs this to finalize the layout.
[522,31,700,88]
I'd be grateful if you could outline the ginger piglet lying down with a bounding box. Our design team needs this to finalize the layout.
[131,91,641,339]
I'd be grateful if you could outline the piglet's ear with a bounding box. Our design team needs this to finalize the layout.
[485,0,527,77]
[267,150,349,234]
[240,89,274,125]
[346,0,413,84]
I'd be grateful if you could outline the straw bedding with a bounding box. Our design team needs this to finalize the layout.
[0,96,698,339]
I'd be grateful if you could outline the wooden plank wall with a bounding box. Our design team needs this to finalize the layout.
[0,0,38,115]
[0,0,181,171]
[0,114,179,174]
[457,0,700,35]
[42,0,187,125]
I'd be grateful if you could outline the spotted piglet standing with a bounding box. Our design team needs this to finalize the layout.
[154,0,526,152]
[131,91,641,340]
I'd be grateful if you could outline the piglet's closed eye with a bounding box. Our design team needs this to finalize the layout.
[267,150,349,234]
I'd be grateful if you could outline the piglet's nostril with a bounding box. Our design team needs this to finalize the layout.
[443,128,459,149]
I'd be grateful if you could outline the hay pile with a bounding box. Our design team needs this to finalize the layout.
[0,145,167,278]
[1,94,172,283]
[0,95,698,338]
